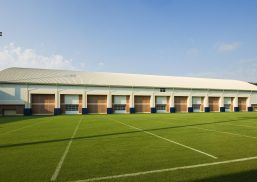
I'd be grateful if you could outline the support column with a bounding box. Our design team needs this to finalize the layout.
[247,97,253,112]
[187,96,193,112]
[169,94,175,113]
[204,95,210,112]
[107,92,112,114]
[82,91,88,114]
[233,97,239,112]
[150,94,156,113]
[54,91,61,115]
[219,96,225,112]
[24,88,32,116]
[130,93,135,113]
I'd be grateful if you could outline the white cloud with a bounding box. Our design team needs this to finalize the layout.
[216,42,240,52]
[0,43,79,71]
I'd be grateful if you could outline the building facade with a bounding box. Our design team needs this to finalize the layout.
[0,67,257,115]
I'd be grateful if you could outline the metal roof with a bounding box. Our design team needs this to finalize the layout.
[0,67,257,91]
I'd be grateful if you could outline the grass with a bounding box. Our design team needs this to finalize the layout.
[0,112,257,182]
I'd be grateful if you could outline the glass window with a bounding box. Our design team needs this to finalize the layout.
[160,88,166,92]
[224,104,231,112]
[114,104,126,111]
[156,104,166,111]
[65,104,79,111]
[193,104,201,112]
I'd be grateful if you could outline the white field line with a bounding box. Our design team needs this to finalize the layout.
[50,117,83,181]
[191,126,257,140]
[71,155,257,182]
[221,123,257,129]
[0,118,52,136]
[108,118,217,159]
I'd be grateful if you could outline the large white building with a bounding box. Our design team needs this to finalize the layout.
[0,67,257,116]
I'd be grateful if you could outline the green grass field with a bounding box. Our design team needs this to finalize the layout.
[1,113,257,182]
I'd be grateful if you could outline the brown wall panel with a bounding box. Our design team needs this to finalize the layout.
[238,97,247,111]
[31,94,55,114]
[134,96,150,113]
[252,104,257,112]
[79,95,82,113]
[209,97,219,112]
[174,96,187,112]
[87,95,107,113]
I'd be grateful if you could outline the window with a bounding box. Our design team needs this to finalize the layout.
[65,104,78,111]
[114,104,126,111]
[224,104,231,112]
[193,104,201,112]
[160,88,166,92]
[156,104,166,111]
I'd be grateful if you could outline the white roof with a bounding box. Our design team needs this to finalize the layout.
[0,67,256,91]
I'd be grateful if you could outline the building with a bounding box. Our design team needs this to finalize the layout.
[0,67,257,116]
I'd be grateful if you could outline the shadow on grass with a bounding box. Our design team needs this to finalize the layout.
[193,169,257,182]
[0,117,248,149]
[0,116,52,125]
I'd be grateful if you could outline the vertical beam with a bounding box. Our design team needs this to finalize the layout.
[247,96,253,112]
[107,92,112,114]
[82,91,88,114]
[204,95,210,112]
[24,86,32,116]
[219,96,225,112]
[54,89,61,115]
[150,94,156,113]
[130,92,135,113]
[169,94,175,113]
[233,97,239,112]
[187,95,193,112]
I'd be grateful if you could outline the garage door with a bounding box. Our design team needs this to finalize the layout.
[87,95,107,114]
[174,96,187,112]
[238,97,247,111]
[209,97,219,112]
[31,94,55,115]
[156,96,169,113]
[192,97,203,112]
[135,96,150,113]
[112,95,129,113]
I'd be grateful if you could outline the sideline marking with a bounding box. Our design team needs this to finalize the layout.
[71,156,257,182]
[109,118,217,159]
[222,123,257,129]
[50,117,83,181]
[192,126,257,139]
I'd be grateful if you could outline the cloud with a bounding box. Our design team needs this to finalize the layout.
[216,42,240,52]
[0,43,79,71]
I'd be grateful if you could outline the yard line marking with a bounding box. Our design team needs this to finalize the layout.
[71,156,257,182]
[0,118,53,136]
[50,117,83,181]
[109,118,217,159]
[191,126,257,140]
[221,123,257,129]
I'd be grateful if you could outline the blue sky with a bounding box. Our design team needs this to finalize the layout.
[1,0,257,82]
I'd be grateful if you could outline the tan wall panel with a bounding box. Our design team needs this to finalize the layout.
[135,96,150,113]
[61,94,65,113]
[209,97,219,112]
[126,96,130,112]
[238,97,247,111]
[174,96,187,112]
[79,95,82,113]
[252,104,257,112]
[87,95,107,113]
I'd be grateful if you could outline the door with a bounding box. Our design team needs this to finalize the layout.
[209,97,219,112]
[87,95,107,114]
[238,97,247,111]
[31,94,55,115]
[174,96,187,112]
[134,96,150,113]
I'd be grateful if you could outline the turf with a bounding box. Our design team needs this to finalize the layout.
[0,112,257,182]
